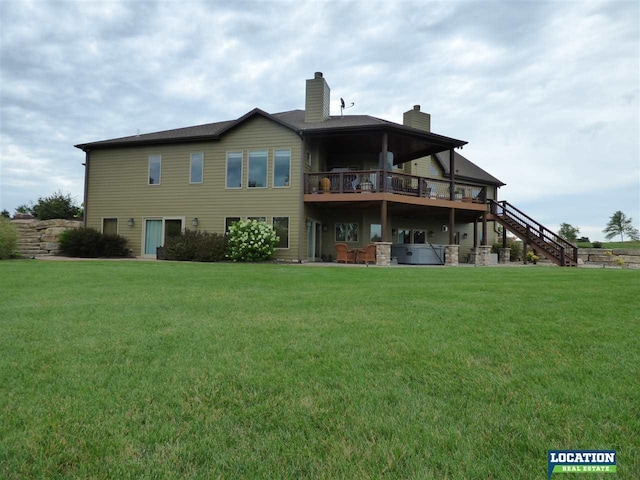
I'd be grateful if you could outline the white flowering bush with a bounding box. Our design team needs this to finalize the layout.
[226,219,279,262]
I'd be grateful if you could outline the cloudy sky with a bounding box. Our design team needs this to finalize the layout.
[1,0,638,240]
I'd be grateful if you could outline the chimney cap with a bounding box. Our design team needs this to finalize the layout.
[314,72,323,79]
[413,105,421,111]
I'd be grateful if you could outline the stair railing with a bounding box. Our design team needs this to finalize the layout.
[489,200,578,265]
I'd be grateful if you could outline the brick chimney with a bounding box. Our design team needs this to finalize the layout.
[305,72,330,123]
[403,105,431,132]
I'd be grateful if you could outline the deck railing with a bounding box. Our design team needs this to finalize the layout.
[304,170,487,202]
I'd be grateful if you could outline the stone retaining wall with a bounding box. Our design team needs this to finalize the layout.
[578,248,640,269]
[11,219,83,257]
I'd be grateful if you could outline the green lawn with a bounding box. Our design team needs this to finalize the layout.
[1,261,638,479]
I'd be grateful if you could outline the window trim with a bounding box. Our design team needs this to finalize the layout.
[272,216,290,250]
[273,148,291,188]
[148,155,161,185]
[190,152,204,184]
[225,151,243,189]
[248,149,268,189]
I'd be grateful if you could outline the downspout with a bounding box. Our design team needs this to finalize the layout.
[82,150,90,228]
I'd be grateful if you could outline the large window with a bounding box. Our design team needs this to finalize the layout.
[225,217,241,233]
[248,150,268,188]
[273,217,289,249]
[190,153,203,183]
[273,149,291,187]
[149,155,161,185]
[370,224,382,242]
[226,152,243,188]
[335,223,358,242]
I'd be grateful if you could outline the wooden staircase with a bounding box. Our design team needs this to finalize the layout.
[488,200,578,267]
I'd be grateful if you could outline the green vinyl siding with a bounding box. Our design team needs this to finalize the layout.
[86,116,302,260]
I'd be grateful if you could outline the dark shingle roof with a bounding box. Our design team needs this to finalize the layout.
[435,150,505,186]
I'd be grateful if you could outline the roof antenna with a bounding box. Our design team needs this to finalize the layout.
[340,97,354,117]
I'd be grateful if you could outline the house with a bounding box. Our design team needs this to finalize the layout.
[75,72,577,266]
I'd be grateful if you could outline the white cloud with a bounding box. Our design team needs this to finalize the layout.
[0,0,637,234]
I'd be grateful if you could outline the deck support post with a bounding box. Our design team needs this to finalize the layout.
[381,200,388,242]
[473,217,478,248]
[449,208,455,245]
[482,212,488,246]
[502,224,507,248]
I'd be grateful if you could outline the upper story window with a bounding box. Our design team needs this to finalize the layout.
[274,149,291,187]
[190,153,203,183]
[226,152,243,188]
[149,155,161,185]
[248,150,268,188]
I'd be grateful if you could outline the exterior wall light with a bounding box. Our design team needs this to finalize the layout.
[462,233,468,240]
[128,218,135,227]
[192,217,199,227]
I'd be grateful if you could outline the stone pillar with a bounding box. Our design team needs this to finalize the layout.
[444,245,459,266]
[499,247,511,264]
[375,242,391,266]
[469,249,480,265]
[477,245,492,266]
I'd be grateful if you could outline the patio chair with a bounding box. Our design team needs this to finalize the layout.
[335,243,356,263]
[356,244,377,265]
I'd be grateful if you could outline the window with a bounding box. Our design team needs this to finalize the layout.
[306,151,312,167]
[398,229,411,244]
[248,150,268,188]
[190,153,203,183]
[370,224,382,243]
[226,152,243,188]
[248,217,266,223]
[103,218,118,235]
[335,223,358,242]
[273,217,289,248]
[149,155,161,185]
[273,149,291,187]
[413,230,426,244]
[225,217,240,233]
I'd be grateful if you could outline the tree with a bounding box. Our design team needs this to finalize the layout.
[32,191,82,220]
[0,209,10,218]
[15,204,34,215]
[558,223,580,243]
[603,211,640,242]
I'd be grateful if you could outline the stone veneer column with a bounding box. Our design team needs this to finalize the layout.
[375,242,391,266]
[499,248,511,264]
[469,249,480,265]
[444,245,459,266]
[477,245,492,266]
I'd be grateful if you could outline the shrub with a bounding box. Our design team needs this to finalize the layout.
[163,229,227,262]
[101,234,130,257]
[227,220,278,262]
[591,241,603,248]
[491,239,523,262]
[0,217,19,259]
[526,251,540,264]
[59,227,129,258]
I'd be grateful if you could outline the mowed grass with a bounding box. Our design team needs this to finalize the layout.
[1,261,638,479]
